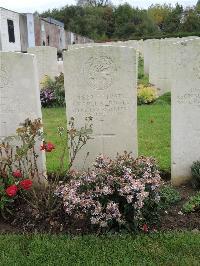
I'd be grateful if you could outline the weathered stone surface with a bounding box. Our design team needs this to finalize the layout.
[149,38,176,95]
[143,39,153,74]
[0,52,46,181]
[148,39,160,88]
[171,39,200,185]
[28,46,58,82]
[64,45,138,169]
[57,60,64,73]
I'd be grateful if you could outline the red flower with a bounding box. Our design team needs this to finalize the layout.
[6,185,18,197]
[40,142,55,152]
[12,170,23,178]
[20,179,33,190]
[142,224,148,233]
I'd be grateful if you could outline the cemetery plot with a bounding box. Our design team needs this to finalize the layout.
[64,45,138,169]
[0,51,46,182]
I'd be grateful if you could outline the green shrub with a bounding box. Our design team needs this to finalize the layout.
[40,74,65,107]
[159,185,181,209]
[182,191,200,213]
[153,92,171,105]
[137,85,158,105]
[57,153,161,233]
[191,161,200,188]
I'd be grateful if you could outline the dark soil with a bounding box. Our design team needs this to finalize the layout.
[0,184,199,235]
[160,184,200,231]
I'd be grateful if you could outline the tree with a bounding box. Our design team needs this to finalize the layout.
[162,3,183,33]
[148,4,172,30]
[41,2,199,42]
[181,8,200,32]
[76,0,111,7]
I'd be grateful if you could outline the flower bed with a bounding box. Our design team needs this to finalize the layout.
[56,153,161,232]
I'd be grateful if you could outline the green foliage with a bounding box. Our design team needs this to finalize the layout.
[153,92,171,105]
[181,9,200,32]
[40,74,65,108]
[148,4,172,30]
[182,191,200,213]
[191,161,200,188]
[137,85,158,105]
[162,3,183,33]
[159,185,181,209]
[41,3,200,41]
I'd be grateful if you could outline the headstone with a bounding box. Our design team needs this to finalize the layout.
[58,60,64,73]
[64,45,138,169]
[27,46,58,82]
[143,39,153,74]
[149,39,160,89]
[0,52,46,182]
[149,38,176,95]
[171,39,200,185]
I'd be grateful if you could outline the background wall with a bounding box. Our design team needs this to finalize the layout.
[0,8,21,52]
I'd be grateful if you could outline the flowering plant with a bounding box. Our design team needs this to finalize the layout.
[40,88,56,107]
[56,153,161,232]
[0,168,33,217]
[137,84,158,105]
[0,118,45,216]
[40,74,65,108]
[40,142,55,152]
[0,119,44,181]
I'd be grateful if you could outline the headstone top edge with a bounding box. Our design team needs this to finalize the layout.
[0,51,36,58]
[66,45,137,51]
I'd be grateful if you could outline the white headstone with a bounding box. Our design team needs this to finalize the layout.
[149,38,176,95]
[149,39,160,88]
[27,46,58,82]
[57,60,64,74]
[64,45,138,169]
[171,39,200,185]
[0,52,46,182]
[143,39,153,74]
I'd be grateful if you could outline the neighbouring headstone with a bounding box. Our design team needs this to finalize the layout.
[171,39,200,185]
[58,60,64,74]
[64,45,138,169]
[149,39,160,88]
[0,52,46,182]
[143,39,153,74]
[27,46,58,82]
[149,38,175,95]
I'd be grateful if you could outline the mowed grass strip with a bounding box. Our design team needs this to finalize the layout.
[0,232,199,265]
[138,104,171,171]
[42,107,68,173]
[42,102,171,172]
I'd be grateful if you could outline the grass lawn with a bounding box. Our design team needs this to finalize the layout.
[42,102,171,173]
[138,103,171,171]
[42,107,68,173]
[42,57,170,173]
[0,232,199,265]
